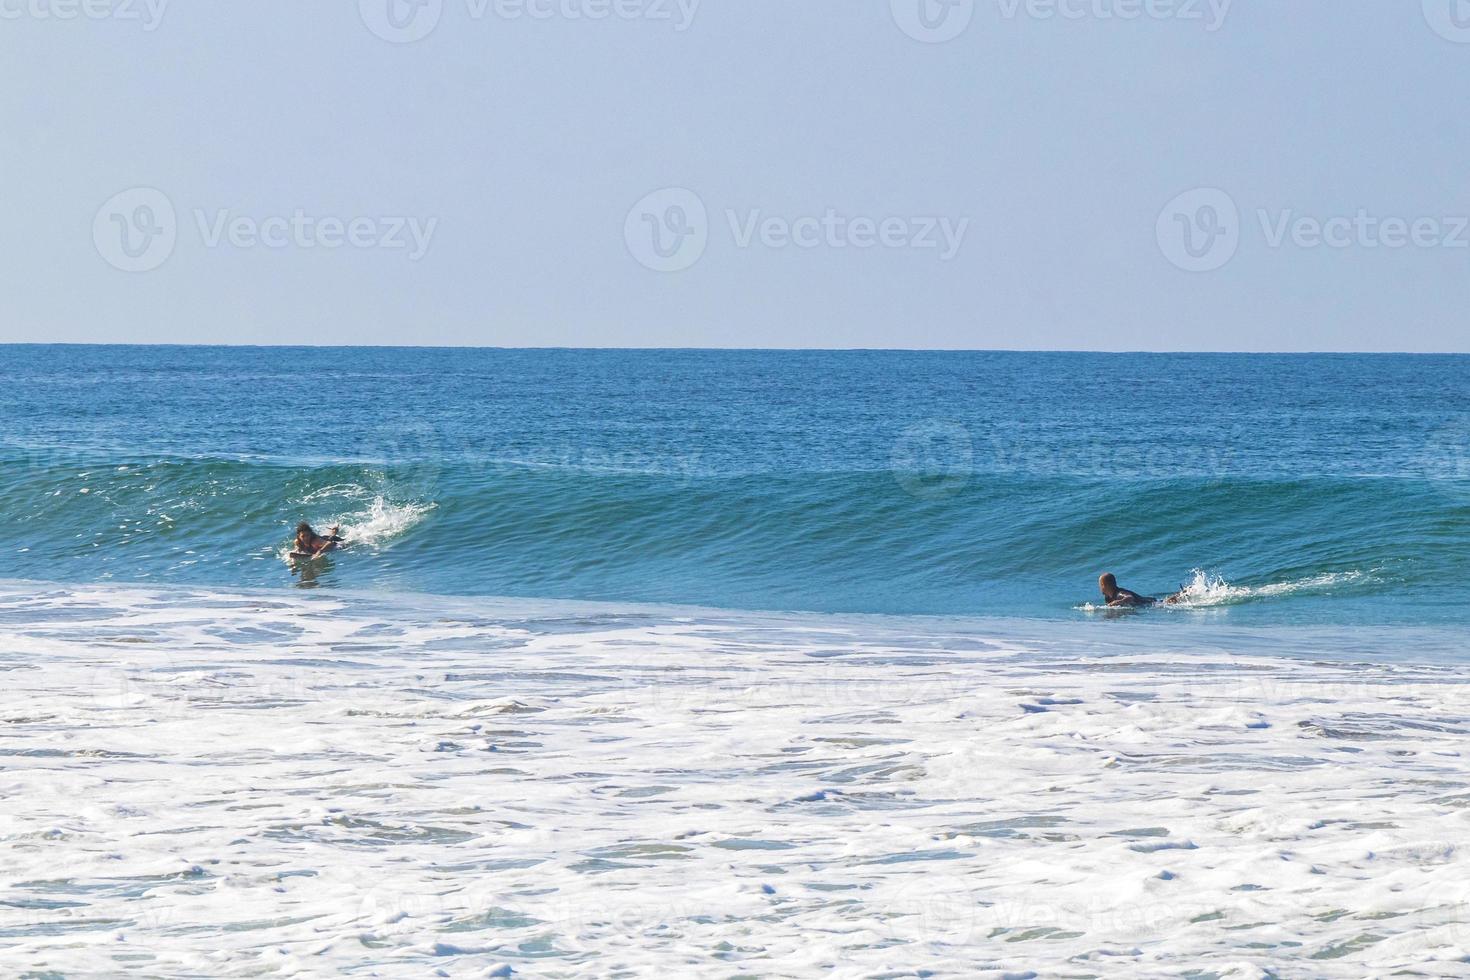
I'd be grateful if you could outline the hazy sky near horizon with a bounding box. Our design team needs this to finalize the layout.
[4,1,1470,351]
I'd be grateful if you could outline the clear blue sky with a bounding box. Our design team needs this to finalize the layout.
[4,1,1469,350]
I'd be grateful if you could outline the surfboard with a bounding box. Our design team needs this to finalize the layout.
[289,542,345,560]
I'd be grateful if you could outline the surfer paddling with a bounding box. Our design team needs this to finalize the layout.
[293,522,344,560]
[1098,572,1185,608]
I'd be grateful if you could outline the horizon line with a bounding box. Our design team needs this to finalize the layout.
[2,342,1468,356]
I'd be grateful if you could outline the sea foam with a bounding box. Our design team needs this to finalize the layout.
[278,495,432,562]
[1078,568,1374,612]
[1,581,1468,976]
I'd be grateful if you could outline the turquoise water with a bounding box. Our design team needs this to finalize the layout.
[2,346,1467,625]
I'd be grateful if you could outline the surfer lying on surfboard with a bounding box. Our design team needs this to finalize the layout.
[1099,572,1186,608]
[293,522,344,560]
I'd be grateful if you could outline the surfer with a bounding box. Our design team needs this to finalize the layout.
[294,522,343,559]
[1098,572,1185,608]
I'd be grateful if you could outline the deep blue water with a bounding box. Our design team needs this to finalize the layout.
[2,346,1467,625]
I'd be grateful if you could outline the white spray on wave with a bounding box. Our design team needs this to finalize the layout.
[1079,568,1371,611]
[279,490,434,562]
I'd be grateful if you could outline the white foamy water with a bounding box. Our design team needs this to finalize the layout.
[2,581,1470,976]
[279,495,432,562]
[1171,568,1373,607]
[1078,568,1374,613]
[339,496,434,547]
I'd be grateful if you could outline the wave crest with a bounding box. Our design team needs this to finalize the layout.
[1078,569,1374,612]
[279,495,433,561]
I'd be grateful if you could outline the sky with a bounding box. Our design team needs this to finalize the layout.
[3,0,1470,351]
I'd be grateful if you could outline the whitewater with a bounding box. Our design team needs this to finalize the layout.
[4,581,1470,976]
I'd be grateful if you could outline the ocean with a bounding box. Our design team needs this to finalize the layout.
[4,346,1470,976]
[4,346,1468,626]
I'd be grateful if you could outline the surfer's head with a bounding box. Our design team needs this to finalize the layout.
[1099,572,1119,600]
[296,521,312,538]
